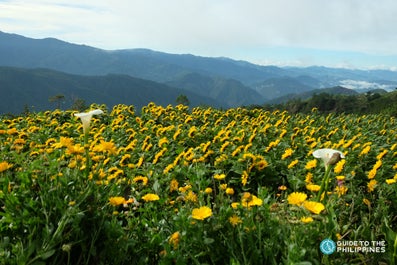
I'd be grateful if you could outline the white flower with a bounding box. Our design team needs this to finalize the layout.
[74,109,103,134]
[312,148,345,167]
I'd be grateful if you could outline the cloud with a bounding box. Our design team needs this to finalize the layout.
[1,0,397,68]
[340,80,395,91]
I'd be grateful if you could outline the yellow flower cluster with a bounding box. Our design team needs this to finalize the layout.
[2,102,397,237]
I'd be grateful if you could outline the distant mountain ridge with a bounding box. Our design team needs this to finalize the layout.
[0,67,222,114]
[1,30,397,113]
[267,86,359,104]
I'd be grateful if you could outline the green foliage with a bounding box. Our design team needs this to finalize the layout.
[265,91,397,116]
[175,94,190,106]
[0,103,396,264]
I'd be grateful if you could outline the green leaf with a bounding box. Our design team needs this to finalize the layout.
[39,249,55,260]
[203,237,214,245]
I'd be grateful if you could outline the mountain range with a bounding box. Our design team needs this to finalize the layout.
[1,30,397,114]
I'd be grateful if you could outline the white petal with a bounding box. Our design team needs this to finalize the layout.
[313,148,345,159]
[74,112,89,118]
[88,109,104,116]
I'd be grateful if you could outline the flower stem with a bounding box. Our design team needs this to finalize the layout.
[393,232,397,265]
[84,132,90,177]
[316,165,332,202]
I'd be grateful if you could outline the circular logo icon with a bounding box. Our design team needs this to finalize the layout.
[320,239,336,255]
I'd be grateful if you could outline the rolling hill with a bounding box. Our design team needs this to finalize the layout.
[0,67,222,114]
[1,30,397,113]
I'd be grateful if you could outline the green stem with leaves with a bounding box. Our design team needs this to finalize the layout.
[393,232,397,265]
[316,165,332,202]
[84,131,90,177]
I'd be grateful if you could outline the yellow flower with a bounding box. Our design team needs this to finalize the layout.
[386,179,396,185]
[109,196,126,206]
[360,145,371,156]
[301,216,314,223]
[66,144,85,155]
[335,185,348,197]
[53,137,74,148]
[278,185,287,191]
[120,154,131,167]
[305,159,317,170]
[214,173,226,180]
[191,206,212,220]
[13,138,26,145]
[229,215,243,226]
[226,188,234,195]
[363,198,371,207]
[231,202,240,209]
[179,184,192,193]
[246,195,263,207]
[281,148,293,160]
[334,159,345,174]
[93,140,117,155]
[367,169,377,179]
[306,184,321,192]
[158,137,169,147]
[373,160,382,170]
[169,232,180,249]
[136,156,144,167]
[133,176,148,186]
[220,184,228,190]
[185,191,198,202]
[287,192,307,205]
[288,159,299,169]
[376,150,388,160]
[336,175,345,181]
[305,172,313,183]
[142,193,160,202]
[241,170,249,186]
[0,161,12,173]
[303,201,325,214]
[204,187,213,194]
[266,139,280,152]
[255,159,268,170]
[173,128,181,140]
[188,126,197,137]
[163,163,174,174]
[367,179,377,192]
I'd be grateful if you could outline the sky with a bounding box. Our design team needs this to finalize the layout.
[1,0,397,70]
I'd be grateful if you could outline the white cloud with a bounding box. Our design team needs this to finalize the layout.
[1,0,397,68]
[340,80,394,91]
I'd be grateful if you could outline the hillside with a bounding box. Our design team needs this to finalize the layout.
[264,88,397,115]
[1,31,397,111]
[268,86,359,104]
[0,32,285,83]
[0,67,222,114]
[166,72,264,107]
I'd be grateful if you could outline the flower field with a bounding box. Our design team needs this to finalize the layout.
[0,103,396,264]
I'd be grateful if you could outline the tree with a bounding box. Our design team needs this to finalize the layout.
[49,94,65,109]
[71,98,88,112]
[176,94,190,106]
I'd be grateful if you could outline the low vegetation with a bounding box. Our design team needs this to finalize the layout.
[1,103,396,264]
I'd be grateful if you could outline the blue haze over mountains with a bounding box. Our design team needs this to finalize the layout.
[1,31,397,114]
